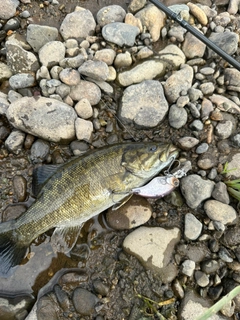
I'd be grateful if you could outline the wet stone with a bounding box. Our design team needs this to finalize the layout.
[106,195,152,230]
[72,288,99,316]
[13,175,27,202]
[208,285,223,301]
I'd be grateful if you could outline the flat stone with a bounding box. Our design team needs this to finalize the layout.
[6,41,40,74]
[60,9,96,41]
[123,226,181,281]
[209,94,240,114]
[158,44,186,68]
[102,22,140,47]
[119,80,168,128]
[6,96,77,143]
[26,24,58,52]
[78,60,109,81]
[204,200,237,225]
[9,73,35,89]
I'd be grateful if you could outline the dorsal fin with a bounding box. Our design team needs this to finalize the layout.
[32,165,61,196]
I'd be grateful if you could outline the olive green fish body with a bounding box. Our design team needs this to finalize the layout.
[0,142,178,273]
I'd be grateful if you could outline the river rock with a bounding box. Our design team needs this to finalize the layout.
[128,0,147,13]
[212,181,230,204]
[0,0,19,19]
[119,80,168,128]
[13,175,27,202]
[0,62,13,81]
[182,31,207,59]
[59,68,80,86]
[135,4,166,42]
[178,137,199,150]
[164,64,194,103]
[75,118,93,142]
[118,59,166,86]
[226,153,240,178]
[69,80,101,105]
[74,98,93,119]
[106,195,152,230]
[180,174,215,209]
[184,213,202,240]
[125,13,143,32]
[9,73,35,89]
[94,48,116,65]
[6,41,40,74]
[102,22,140,47]
[215,120,233,139]
[123,226,181,282]
[7,96,77,143]
[26,25,59,52]
[187,2,208,25]
[114,51,132,69]
[72,288,99,316]
[39,41,65,68]
[168,104,188,129]
[208,31,239,58]
[97,5,126,26]
[5,129,25,154]
[209,94,240,114]
[78,60,109,81]
[0,93,10,115]
[60,9,96,41]
[158,44,186,68]
[30,139,50,163]
[204,200,237,225]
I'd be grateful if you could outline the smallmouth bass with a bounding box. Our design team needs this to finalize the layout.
[0,142,178,273]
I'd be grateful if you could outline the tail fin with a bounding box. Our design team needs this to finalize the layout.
[0,221,28,274]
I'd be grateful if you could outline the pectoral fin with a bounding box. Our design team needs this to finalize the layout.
[51,225,82,254]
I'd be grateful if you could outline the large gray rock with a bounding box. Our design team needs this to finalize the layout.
[180,174,215,209]
[123,226,180,282]
[6,41,40,74]
[26,24,59,52]
[6,96,77,143]
[60,9,96,41]
[118,59,166,86]
[9,73,35,89]
[208,31,239,58]
[119,80,169,128]
[102,22,140,47]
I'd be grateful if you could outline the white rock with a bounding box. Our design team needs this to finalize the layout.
[74,98,93,119]
[75,118,93,142]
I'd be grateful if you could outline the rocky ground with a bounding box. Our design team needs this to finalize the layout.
[1,0,240,319]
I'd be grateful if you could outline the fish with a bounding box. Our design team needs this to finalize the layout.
[0,142,178,273]
[131,175,179,198]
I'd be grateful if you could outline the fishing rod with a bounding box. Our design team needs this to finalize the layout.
[148,0,240,71]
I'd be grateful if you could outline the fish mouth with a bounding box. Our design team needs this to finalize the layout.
[160,144,179,163]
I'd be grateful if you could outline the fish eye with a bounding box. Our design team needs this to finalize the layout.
[149,145,157,152]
